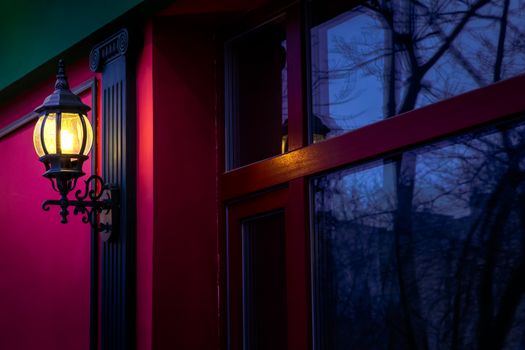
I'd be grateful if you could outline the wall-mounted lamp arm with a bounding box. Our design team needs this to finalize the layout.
[42,175,119,236]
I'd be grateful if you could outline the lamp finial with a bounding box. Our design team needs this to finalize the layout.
[55,59,69,91]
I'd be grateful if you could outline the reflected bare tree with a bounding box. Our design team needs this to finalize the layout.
[313,122,525,349]
[311,0,525,133]
[312,2,525,349]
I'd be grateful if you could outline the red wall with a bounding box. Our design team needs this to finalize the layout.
[136,20,155,350]
[150,18,219,349]
[0,59,94,350]
[1,3,264,349]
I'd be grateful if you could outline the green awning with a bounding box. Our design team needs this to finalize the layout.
[0,0,142,91]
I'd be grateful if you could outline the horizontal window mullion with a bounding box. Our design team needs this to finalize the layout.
[221,73,525,200]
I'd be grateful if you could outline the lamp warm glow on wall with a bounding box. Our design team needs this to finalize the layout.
[34,60,117,236]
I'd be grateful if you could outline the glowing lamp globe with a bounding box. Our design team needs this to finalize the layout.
[33,60,93,195]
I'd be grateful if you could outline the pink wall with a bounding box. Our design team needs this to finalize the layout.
[1,3,267,348]
[0,59,94,350]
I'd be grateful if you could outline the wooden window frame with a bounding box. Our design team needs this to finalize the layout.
[222,73,525,200]
[226,189,288,350]
[225,180,310,350]
[220,1,525,349]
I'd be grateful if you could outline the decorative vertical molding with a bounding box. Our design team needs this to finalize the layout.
[91,28,136,350]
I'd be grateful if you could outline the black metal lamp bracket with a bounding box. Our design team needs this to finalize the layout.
[42,175,119,238]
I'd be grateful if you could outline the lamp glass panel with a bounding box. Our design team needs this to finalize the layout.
[33,115,47,157]
[60,113,93,155]
[33,113,57,156]
[81,114,94,156]
[33,113,93,156]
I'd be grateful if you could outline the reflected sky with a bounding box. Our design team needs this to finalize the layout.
[311,11,385,133]
[310,0,525,139]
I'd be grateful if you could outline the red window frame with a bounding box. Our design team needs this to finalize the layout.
[219,1,525,349]
[222,74,525,200]
[225,180,310,350]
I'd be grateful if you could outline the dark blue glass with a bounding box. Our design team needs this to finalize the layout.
[312,118,525,349]
[242,211,287,349]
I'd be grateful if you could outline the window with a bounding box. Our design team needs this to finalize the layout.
[226,188,300,350]
[312,117,525,349]
[242,211,287,350]
[221,1,525,349]
[223,5,310,350]
[226,19,288,169]
[309,0,525,141]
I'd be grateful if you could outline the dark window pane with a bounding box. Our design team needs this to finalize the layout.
[309,0,525,141]
[312,118,525,349]
[242,211,287,350]
[227,22,288,169]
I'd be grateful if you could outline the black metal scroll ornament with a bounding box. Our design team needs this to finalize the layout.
[42,175,119,239]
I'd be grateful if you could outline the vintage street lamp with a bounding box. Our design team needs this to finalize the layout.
[33,60,117,236]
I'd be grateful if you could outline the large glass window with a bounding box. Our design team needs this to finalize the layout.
[226,20,288,169]
[222,2,525,349]
[309,0,525,141]
[312,117,525,349]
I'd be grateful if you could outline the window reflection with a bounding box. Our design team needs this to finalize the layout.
[242,211,287,350]
[312,118,525,349]
[310,0,525,140]
[227,22,288,169]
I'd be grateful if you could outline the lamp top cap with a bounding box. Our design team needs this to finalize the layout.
[34,59,91,114]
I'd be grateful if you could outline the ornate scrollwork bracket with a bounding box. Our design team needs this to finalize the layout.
[42,175,119,240]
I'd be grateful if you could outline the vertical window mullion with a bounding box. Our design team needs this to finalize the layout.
[286,4,307,151]
[286,177,312,349]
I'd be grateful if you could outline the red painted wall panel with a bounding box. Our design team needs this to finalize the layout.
[0,59,93,350]
[151,19,219,349]
[136,20,155,350]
